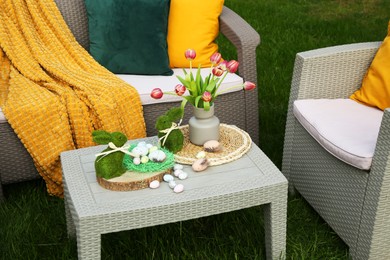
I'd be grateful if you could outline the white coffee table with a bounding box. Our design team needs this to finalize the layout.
[61,136,287,259]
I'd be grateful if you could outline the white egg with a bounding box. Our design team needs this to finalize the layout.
[149,180,160,189]
[178,172,188,180]
[168,180,177,189]
[146,143,153,149]
[133,157,141,165]
[173,184,184,193]
[163,174,174,182]
[173,164,184,171]
[137,141,147,147]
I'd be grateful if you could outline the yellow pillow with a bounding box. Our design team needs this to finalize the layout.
[350,21,390,110]
[167,0,224,68]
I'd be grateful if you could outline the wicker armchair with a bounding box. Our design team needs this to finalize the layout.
[0,1,260,200]
[282,42,390,259]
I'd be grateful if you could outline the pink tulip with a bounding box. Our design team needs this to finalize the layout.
[243,81,256,91]
[212,67,224,77]
[174,84,186,96]
[217,60,228,71]
[184,49,196,60]
[210,52,222,64]
[202,91,212,102]
[151,88,163,99]
[226,60,239,73]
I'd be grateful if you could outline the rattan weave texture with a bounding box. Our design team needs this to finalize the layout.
[61,137,287,260]
[282,42,390,259]
[0,0,260,199]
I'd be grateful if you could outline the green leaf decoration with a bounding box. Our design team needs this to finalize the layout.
[194,95,202,108]
[180,99,188,112]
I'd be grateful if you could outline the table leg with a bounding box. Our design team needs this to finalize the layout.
[77,227,101,260]
[0,174,4,201]
[64,196,76,237]
[263,193,287,260]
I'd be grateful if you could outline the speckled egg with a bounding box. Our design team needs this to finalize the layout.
[149,180,160,189]
[203,140,222,153]
[192,158,209,172]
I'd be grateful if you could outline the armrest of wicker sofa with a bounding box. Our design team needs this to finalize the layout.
[357,107,390,257]
[219,6,260,144]
[220,6,260,84]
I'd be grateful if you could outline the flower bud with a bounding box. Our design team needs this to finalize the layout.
[212,67,224,77]
[150,88,163,99]
[226,60,239,73]
[174,84,186,96]
[184,49,196,61]
[202,91,212,102]
[210,52,222,64]
[243,81,256,91]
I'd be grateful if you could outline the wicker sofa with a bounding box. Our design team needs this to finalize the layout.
[282,42,390,259]
[0,0,260,200]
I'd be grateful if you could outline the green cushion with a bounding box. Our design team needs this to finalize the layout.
[84,0,173,75]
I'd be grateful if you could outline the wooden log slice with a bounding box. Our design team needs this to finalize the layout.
[97,169,170,191]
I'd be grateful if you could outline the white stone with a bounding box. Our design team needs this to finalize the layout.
[163,174,174,182]
[178,172,188,180]
[149,180,160,189]
[173,184,184,193]
[168,180,177,189]
[173,169,183,177]
[173,164,184,171]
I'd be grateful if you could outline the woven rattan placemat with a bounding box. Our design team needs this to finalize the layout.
[174,124,252,166]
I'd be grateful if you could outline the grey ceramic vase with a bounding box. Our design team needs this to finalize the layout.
[189,104,220,146]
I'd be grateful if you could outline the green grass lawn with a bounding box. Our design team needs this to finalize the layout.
[1,0,389,259]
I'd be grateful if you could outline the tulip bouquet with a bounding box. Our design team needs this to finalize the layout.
[150,49,256,111]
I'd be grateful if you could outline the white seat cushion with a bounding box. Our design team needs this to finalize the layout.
[0,68,243,123]
[116,68,243,105]
[293,99,383,170]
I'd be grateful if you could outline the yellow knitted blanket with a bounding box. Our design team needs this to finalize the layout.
[0,0,146,197]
